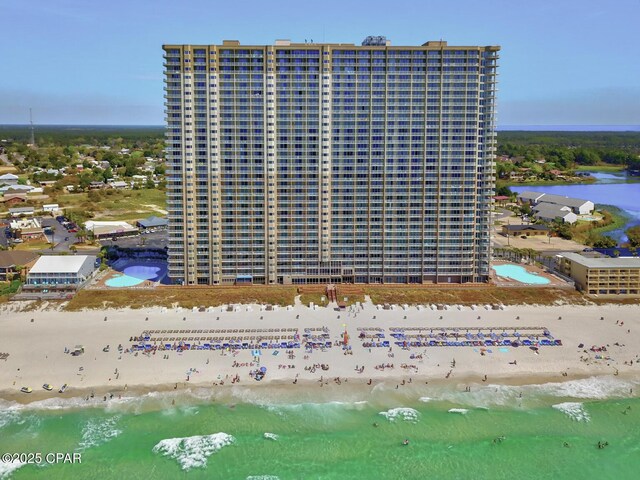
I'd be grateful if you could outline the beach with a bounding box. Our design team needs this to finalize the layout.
[2,300,640,479]
[1,300,639,404]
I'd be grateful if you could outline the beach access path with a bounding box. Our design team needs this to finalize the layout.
[0,302,639,403]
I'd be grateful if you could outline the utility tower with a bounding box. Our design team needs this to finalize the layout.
[29,108,35,146]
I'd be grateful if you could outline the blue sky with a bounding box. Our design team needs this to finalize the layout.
[1,0,639,126]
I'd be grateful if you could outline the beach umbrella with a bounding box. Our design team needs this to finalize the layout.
[260,366,267,373]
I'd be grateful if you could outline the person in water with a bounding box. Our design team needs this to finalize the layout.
[402,439,409,446]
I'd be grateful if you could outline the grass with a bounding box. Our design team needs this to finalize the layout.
[14,240,52,251]
[65,286,299,311]
[63,283,601,311]
[575,165,626,172]
[0,280,21,296]
[504,177,596,187]
[571,206,628,244]
[361,285,589,306]
[53,188,166,222]
[0,280,22,303]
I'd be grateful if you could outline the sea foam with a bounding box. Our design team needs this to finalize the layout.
[153,432,235,470]
[552,402,590,422]
[379,407,419,423]
[77,416,122,451]
[263,432,279,441]
[0,459,25,480]
[448,408,469,415]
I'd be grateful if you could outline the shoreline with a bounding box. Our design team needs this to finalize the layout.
[1,371,638,412]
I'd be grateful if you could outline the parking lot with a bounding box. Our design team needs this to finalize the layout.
[99,229,168,249]
[47,215,80,251]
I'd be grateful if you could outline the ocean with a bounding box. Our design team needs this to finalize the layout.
[1,376,639,479]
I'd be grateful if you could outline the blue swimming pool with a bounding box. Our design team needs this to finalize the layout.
[492,264,550,285]
[106,262,167,287]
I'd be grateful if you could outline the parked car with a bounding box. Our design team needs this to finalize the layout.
[42,384,53,391]
[58,384,68,393]
[21,387,32,394]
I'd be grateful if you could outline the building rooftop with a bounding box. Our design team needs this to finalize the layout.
[503,224,550,231]
[29,255,95,274]
[518,191,591,208]
[0,251,39,269]
[516,191,546,201]
[537,193,591,208]
[137,216,168,228]
[558,252,640,269]
[533,204,573,218]
[8,207,35,214]
[85,220,135,230]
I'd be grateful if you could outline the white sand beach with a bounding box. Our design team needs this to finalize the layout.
[1,301,639,403]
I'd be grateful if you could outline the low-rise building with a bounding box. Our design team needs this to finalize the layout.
[533,204,578,224]
[9,217,43,240]
[24,255,97,291]
[85,220,138,239]
[109,180,129,189]
[42,203,59,213]
[0,185,33,195]
[0,194,27,206]
[555,252,640,297]
[501,224,550,237]
[136,216,168,230]
[0,173,19,186]
[517,191,594,215]
[0,251,39,281]
[8,207,35,217]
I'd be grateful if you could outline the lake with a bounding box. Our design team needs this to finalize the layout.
[510,171,640,241]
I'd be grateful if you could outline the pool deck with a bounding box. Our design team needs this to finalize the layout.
[90,269,158,289]
[491,261,571,288]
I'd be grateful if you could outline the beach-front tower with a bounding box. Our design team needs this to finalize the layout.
[163,38,499,285]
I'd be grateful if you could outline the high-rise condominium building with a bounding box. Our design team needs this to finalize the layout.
[163,37,499,286]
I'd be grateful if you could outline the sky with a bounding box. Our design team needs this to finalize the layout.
[1,0,639,127]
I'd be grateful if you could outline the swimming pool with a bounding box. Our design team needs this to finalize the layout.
[105,263,167,287]
[492,264,551,285]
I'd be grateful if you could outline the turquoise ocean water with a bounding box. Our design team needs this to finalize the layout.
[1,376,639,479]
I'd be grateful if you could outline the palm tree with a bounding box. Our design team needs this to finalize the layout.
[76,226,88,244]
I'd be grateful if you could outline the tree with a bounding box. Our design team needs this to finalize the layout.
[574,149,600,166]
[590,235,618,249]
[495,185,513,197]
[552,221,573,240]
[626,226,640,248]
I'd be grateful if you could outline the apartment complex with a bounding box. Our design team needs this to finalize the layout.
[555,252,640,297]
[163,37,499,285]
